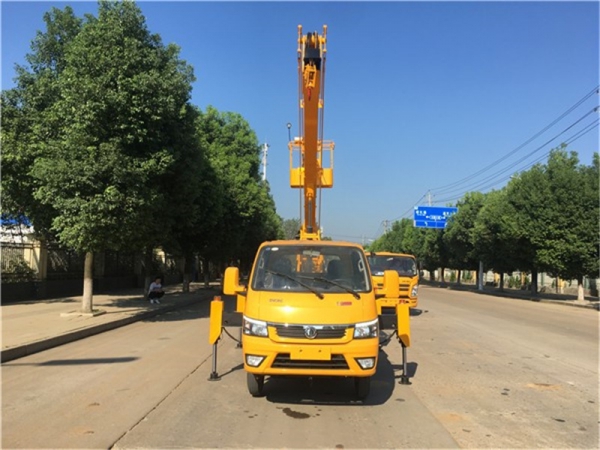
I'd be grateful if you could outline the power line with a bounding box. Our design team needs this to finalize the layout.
[430,107,599,200]
[433,118,600,204]
[430,85,599,195]
[374,86,599,237]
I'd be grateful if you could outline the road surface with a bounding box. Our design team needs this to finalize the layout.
[2,286,597,448]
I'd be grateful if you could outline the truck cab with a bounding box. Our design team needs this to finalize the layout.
[224,240,400,399]
[367,252,419,308]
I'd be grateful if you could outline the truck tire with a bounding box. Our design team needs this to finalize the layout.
[354,376,371,400]
[247,373,265,397]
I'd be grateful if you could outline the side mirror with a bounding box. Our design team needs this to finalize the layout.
[223,267,245,295]
[382,269,400,298]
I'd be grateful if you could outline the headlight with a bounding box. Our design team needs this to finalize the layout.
[243,316,268,337]
[411,284,419,297]
[353,318,378,339]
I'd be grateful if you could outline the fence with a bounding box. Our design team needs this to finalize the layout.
[422,268,599,297]
[1,243,36,282]
[0,241,187,302]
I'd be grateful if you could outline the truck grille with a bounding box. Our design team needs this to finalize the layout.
[376,283,410,292]
[272,353,349,370]
[273,324,348,339]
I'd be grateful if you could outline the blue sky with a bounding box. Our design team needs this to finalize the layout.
[2,1,599,244]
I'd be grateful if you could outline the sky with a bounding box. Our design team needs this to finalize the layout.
[2,1,599,244]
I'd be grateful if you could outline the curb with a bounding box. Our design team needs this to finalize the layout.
[1,290,217,363]
[536,298,599,310]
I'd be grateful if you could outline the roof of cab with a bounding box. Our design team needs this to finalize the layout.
[259,239,363,249]
[366,251,416,258]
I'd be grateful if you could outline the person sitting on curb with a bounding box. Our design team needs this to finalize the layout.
[148,277,165,304]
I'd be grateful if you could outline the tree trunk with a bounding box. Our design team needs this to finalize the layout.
[182,253,191,293]
[203,257,210,288]
[82,251,94,314]
[499,273,505,292]
[530,268,538,295]
[577,276,585,302]
[457,269,462,285]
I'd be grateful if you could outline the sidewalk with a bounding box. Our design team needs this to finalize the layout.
[421,280,600,310]
[1,282,220,363]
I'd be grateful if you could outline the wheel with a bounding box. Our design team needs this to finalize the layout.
[354,376,371,400]
[247,372,265,397]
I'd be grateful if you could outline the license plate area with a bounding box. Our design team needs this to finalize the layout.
[291,346,331,360]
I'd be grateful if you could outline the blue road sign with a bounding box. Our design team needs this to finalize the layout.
[0,214,31,226]
[413,206,458,229]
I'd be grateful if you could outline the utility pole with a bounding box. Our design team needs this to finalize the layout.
[260,142,269,182]
[382,220,390,233]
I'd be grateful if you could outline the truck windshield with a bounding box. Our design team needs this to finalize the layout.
[367,255,417,277]
[251,244,371,294]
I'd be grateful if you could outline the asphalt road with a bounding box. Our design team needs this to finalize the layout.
[408,286,598,449]
[2,286,597,449]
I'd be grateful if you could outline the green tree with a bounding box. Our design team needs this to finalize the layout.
[157,105,221,292]
[22,1,196,312]
[443,192,485,285]
[197,106,282,273]
[472,189,525,290]
[370,219,431,276]
[282,218,301,240]
[1,6,83,239]
[535,149,599,300]
[505,146,599,297]
[421,228,450,281]
[371,219,405,252]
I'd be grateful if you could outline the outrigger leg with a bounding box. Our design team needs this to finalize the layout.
[208,341,221,381]
[399,342,411,385]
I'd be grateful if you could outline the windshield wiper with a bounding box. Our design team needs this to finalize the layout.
[265,269,324,299]
[310,277,361,300]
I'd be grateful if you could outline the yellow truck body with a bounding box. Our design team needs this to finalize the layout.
[367,252,419,308]
[224,240,400,398]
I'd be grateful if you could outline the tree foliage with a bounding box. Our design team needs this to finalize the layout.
[196,106,282,270]
[1,6,83,238]
[443,192,485,271]
[282,218,301,240]
[1,1,283,307]
[370,146,599,298]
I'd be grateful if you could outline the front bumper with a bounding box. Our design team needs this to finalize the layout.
[242,335,378,377]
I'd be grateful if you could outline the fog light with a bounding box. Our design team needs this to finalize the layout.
[356,357,376,369]
[245,355,265,367]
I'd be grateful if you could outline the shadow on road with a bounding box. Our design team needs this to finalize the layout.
[4,356,140,367]
[139,289,225,324]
